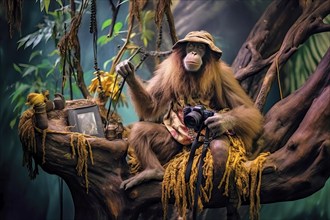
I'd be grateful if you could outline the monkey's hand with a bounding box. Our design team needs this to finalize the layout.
[204,113,236,137]
[115,60,135,82]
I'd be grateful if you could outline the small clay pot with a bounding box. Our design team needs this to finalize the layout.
[54,93,65,110]
[45,100,55,112]
[34,103,48,130]
[106,124,117,141]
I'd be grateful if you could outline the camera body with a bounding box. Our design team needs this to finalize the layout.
[183,105,214,131]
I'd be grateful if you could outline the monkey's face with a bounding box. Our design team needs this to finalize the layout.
[183,42,206,72]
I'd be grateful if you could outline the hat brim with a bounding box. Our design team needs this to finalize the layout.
[172,36,222,59]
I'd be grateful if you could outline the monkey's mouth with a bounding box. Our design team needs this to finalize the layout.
[186,61,199,65]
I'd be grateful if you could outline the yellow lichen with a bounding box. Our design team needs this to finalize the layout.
[161,147,214,220]
[219,135,270,220]
[160,135,269,220]
[18,109,95,193]
[18,109,38,178]
[126,146,141,175]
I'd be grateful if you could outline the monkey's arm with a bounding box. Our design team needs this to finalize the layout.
[205,105,263,151]
[126,77,158,119]
[220,106,262,149]
[205,62,263,151]
[116,60,166,120]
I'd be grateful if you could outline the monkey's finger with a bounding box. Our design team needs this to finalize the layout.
[204,115,220,125]
[116,62,129,78]
[127,60,135,71]
[115,62,125,75]
[123,60,134,74]
[207,120,226,134]
[206,121,221,131]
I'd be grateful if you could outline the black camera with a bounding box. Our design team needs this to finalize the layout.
[183,105,214,131]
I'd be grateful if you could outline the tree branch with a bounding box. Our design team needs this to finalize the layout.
[254,47,330,155]
[17,0,330,219]
[232,0,329,109]
[253,0,330,110]
[23,79,329,217]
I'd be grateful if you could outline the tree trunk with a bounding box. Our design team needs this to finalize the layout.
[18,0,330,219]
[21,47,329,219]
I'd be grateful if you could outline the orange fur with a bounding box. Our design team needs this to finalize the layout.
[127,48,263,151]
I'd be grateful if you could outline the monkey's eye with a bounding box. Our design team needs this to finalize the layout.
[197,44,205,50]
[187,43,195,51]
[186,42,206,57]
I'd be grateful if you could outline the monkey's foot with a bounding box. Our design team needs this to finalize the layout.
[120,168,164,190]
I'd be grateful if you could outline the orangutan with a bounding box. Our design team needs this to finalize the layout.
[116,30,263,190]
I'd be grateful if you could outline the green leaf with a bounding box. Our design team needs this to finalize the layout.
[48,49,59,57]
[18,63,30,68]
[39,0,45,12]
[97,35,113,46]
[56,0,63,8]
[45,68,54,77]
[97,35,107,45]
[44,32,52,42]
[101,19,112,31]
[141,29,154,47]
[10,84,29,103]
[17,35,31,49]
[282,30,330,95]
[44,0,50,13]
[53,57,61,67]
[143,38,148,47]
[24,33,38,49]
[13,97,26,112]
[32,32,44,48]
[103,58,114,70]
[143,11,155,23]
[10,118,17,129]
[13,63,22,73]
[114,22,123,34]
[144,30,154,41]
[37,59,52,69]
[29,50,42,62]
[22,66,36,77]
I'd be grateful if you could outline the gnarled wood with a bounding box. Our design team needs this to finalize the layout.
[26,48,329,219]
[18,0,330,219]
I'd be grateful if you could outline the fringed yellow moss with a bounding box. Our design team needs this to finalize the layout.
[161,147,214,220]
[18,109,95,193]
[127,135,269,220]
[219,135,270,220]
[126,146,141,175]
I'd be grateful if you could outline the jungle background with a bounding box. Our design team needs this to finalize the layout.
[0,0,329,219]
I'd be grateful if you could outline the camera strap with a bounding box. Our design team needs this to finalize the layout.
[184,126,204,183]
[185,126,211,220]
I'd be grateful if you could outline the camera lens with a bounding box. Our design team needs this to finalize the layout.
[184,111,202,129]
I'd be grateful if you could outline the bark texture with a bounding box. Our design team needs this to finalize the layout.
[18,0,330,219]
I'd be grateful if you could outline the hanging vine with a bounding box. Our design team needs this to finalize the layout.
[57,0,91,99]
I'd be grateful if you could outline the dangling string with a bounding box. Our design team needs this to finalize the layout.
[61,23,67,95]
[104,48,172,128]
[275,56,283,100]
[61,22,74,100]
[192,127,210,220]
[105,47,141,128]
[90,0,104,95]
[105,73,119,128]
[59,5,68,220]
[68,49,74,100]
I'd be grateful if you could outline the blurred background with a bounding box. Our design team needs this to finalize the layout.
[0,1,329,219]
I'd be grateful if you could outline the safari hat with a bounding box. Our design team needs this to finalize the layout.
[172,30,222,59]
